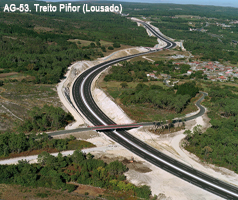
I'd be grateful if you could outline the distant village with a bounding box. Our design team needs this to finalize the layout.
[146,61,238,82]
[175,61,238,82]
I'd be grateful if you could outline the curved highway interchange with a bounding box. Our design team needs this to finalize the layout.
[71,21,238,199]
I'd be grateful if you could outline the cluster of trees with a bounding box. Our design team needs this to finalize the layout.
[0,25,103,84]
[126,3,238,20]
[176,81,199,98]
[154,61,196,77]
[179,64,191,74]
[0,150,151,198]
[152,20,238,64]
[64,12,156,47]
[209,87,238,117]
[155,21,190,31]
[104,60,196,84]
[0,6,158,84]
[105,61,161,82]
[185,85,238,172]
[120,84,191,113]
[186,118,238,172]
[17,105,73,132]
[108,46,114,50]
[0,132,92,157]
[105,42,122,50]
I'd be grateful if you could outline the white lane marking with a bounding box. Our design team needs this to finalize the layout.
[112,129,238,197]
[79,59,238,198]
[141,22,174,48]
[77,24,238,198]
[80,55,146,126]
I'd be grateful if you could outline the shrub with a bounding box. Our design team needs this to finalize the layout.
[108,46,114,50]
[101,46,106,52]
[36,193,48,198]
[66,184,77,193]
[113,43,121,48]
[90,42,96,48]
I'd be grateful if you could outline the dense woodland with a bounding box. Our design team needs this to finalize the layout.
[120,82,198,113]
[123,3,238,20]
[104,60,199,113]
[0,150,151,198]
[175,81,199,98]
[105,61,155,82]
[17,105,74,133]
[1,0,238,193]
[0,132,93,157]
[123,2,238,63]
[0,1,156,84]
[0,21,103,84]
[185,85,238,172]
[151,18,238,63]
[104,60,196,82]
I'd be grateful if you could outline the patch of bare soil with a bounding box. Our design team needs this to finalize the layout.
[149,125,185,135]
[0,82,63,130]
[34,26,54,32]
[52,130,99,140]
[0,148,60,161]
[0,72,18,78]
[74,184,105,197]
[98,155,152,173]
[2,36,17,40]
[0,184,84,200]
[102,44,134,57]
[123,159,152,173]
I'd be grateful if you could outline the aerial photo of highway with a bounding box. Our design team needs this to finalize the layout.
[0,0,238,199]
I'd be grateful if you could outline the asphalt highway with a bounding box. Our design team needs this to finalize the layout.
[48,91,205,136]
[70,22,238,199]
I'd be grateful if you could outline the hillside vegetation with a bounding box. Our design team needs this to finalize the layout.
[185,84,238,172]
[0,1,157,84]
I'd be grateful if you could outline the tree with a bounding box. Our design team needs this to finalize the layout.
[101,46,106,52]
[65,184,76,193]
[167,114,174,132]
[120,82,128,88]
[90,42,96,48]
[183,129,193,139]
[71,150,86,165]
[108,46,114,50]
[113,42,121,48]
[176,81,199,98]
[18,105,73,132]
[180,64,190,74]
[134,185,151,198]
[193,125,202,135]
[16,132,28,153]
[177,113,185,127]
[106,160,127,175]
[96,41,101,47]
[8,133,21,153]
[0,80,3,86]
[202,146,213,159]
[86,153,94,160]
[38,151,52,165]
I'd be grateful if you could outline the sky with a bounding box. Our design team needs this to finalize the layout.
[44,0,238,8]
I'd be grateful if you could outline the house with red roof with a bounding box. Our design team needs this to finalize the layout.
[217,76,227,81]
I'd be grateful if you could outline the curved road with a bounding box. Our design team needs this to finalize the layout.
[71,22,238,199]
[49,91,206,136]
